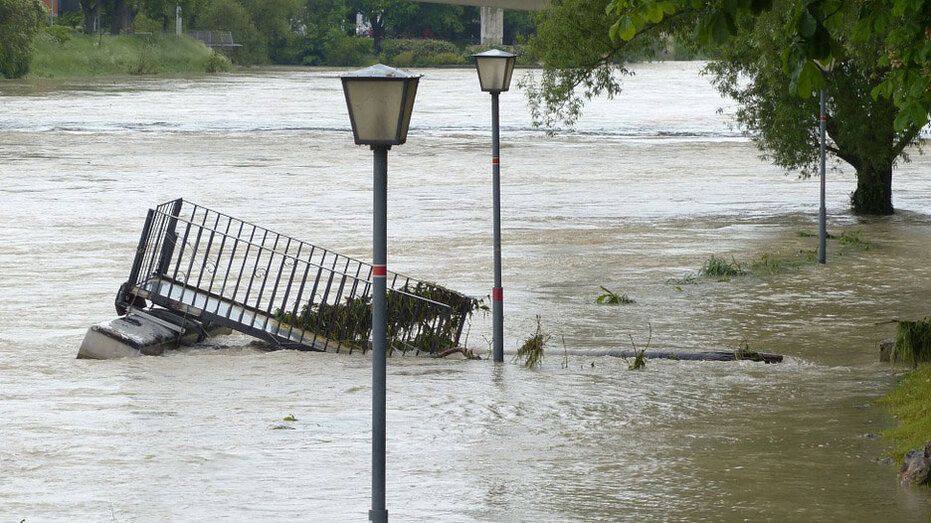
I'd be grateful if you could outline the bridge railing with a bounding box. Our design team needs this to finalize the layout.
[120,198,477,355]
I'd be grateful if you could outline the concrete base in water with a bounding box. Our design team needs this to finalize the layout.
[77,309,226,359]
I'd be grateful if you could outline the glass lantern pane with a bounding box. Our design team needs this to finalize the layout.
[345,80,405,143]
[502,58,515,92]
[476,57,509,92]
[397,79,419,144]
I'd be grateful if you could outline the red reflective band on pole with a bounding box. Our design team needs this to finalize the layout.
[819,115,828,122]
[492,157,500,166]
[373,264,387,277]
[492,287,503,301]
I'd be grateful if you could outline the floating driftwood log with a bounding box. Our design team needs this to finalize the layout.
[565,349,783,364]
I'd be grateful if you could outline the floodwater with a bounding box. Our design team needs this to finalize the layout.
[2,63,930,521]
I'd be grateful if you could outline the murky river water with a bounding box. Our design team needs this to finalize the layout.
[2,62,930,521]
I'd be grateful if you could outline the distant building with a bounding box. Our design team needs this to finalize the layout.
[41,0,80,19]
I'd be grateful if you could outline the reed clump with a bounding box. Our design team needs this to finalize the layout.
[699,255,746,278]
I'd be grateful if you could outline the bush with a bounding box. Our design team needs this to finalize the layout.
[389,50,415,67]
[381,38,468,66]
[323,36,374,66]
[205,50,233,72]
[132,13,162,34]
[381,38,459,58]
[0,0,46,79]
[44,24,72,45]
[419,52,466,66]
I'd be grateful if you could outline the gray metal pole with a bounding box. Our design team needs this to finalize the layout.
[818,88,827,265]
[491,92,504,363]
[370,145,389,523]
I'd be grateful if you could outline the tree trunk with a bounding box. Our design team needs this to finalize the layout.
[80,0,98,34]
[371,14,384,55]
[110,0,135,34]
[851,163,894,215]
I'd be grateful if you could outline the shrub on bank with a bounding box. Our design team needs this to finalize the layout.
[382,38,458,59]
[322,36,375,67]
[0,0,46,79]
[382,38,468,67]
[29,34,231,77]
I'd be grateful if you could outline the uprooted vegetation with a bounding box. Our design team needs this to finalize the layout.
[515,315,550,369]
[274,282,482,355]
[596,286,636,305]
[624,324,652,370]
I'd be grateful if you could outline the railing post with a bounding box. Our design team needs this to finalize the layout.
[127,209,155,287]
[117,209,155,314]
[156,199,184,276]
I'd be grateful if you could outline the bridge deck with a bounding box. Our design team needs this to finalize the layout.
[134,277,344,352]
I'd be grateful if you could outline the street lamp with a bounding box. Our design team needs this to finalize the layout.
[472,49,516,363]
[341,63,421,523]
[815,58,834,265]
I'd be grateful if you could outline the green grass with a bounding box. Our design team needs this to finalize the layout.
[699,255,746,278]
[596,286,635,305]
[894,318,931,367]
[28,32,231,78]
[837,229,873,250]
[669,227,875,286]
[796,230,837,239]
[748,249,818,275]
[880,365,931,462]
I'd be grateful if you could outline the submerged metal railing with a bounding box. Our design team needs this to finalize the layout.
[117,199,476,355]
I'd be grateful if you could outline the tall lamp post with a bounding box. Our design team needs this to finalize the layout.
[341,64,421,523]
[472,49,516,363]
[816,58,834,265]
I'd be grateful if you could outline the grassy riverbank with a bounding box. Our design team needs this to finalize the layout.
[29,33,231,78]
[881,365,931,461]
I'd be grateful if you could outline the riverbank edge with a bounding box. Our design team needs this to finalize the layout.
[879,364,931,464]
[26,33,231,79]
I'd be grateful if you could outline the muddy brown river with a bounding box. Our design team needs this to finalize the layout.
[1,63,930,520]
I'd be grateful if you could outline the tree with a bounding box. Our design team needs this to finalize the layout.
[348,0,415,54]
[104,0,136,34]
[295,0,351,64]
[387,3,467,40]
[239,0,301,63]
[706,6,923,214]
[79,0,99,33]
[526,0,930,214]
[0,0,45,79]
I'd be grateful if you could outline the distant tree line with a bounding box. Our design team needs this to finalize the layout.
[73,0,536,64]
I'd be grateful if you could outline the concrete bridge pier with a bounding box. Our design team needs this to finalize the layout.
[480,6,504,45]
